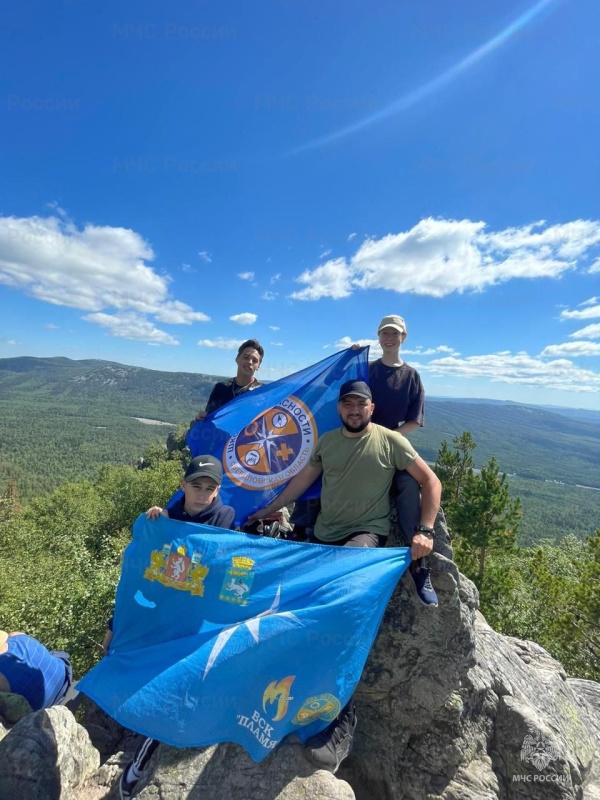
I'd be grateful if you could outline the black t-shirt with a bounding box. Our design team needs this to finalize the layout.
[368,359,425,431]
[205,378,263,415]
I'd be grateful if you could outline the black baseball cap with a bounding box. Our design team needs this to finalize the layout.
[184,455,223,485]
[338,380,372,401]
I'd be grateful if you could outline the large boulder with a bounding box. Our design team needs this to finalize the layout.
[0,704,99,799]
[339,553,600,800]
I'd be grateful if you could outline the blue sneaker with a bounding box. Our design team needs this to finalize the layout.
[410,560,438,607]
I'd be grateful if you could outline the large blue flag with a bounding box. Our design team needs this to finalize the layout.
[186,347,368,526]
[78,515,411,761]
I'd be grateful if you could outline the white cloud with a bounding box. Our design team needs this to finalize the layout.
[198,251,212,263]
[291,258,353,301]
[541,341,600,357]
[271,341,283,346]
[426,352,600,393]
[1,338,17,346]
[262,291,278,301]
[347,232,357,241]
[45,323,60,329]
[238,271,255,281]
[333,336,381,358]
[0,214,210,344]
[230,312,257,325]
[289,218,600,301]
[269,325,280,331]
[320,248,332,259]
[153,301,209,325]
[570,323,600,340]
[83,312,179,345]
[332,336,458,359]
[589,258,600,273]
[181,263,195,273]
[403,345,460,355]
[197,337,243,350]
[560,300,600,321]
[270,273,281,284]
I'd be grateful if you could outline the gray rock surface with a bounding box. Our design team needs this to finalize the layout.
[131,739,355,800]
[0,704,99,799]
[339,555,600,800]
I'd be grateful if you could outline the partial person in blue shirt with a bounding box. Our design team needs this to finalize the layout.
[0,630,72,712]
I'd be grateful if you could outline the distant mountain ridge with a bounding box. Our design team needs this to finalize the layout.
[430,394,600,425]
[0,355,219,421]
[0,355,598,486]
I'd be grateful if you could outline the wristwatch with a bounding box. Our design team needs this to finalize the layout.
[414,524,434,538]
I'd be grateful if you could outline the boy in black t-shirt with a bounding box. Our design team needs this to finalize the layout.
[369,315,438,607]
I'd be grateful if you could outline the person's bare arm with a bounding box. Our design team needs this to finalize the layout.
[405,456,442,559]
[396,420,421,436]
[247,462,323,523]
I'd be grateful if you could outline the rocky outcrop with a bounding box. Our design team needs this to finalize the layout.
[340,554,599,800]
[0,704,99,799]
[0,516,598,799]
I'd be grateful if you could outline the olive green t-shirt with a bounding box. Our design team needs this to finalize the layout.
[309,424,417,542]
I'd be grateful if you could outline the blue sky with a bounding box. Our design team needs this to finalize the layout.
[1,0,599,409]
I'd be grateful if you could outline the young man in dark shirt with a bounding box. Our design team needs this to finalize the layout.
[195,339,264,420]
[369,314,438,607]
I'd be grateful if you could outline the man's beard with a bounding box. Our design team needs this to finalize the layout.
[342,418,369,433]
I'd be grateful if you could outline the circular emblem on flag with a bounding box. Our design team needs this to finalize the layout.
[224,396,317,490]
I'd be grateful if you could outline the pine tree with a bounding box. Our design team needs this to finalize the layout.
[452,457,522,586]
[434,431,476,523]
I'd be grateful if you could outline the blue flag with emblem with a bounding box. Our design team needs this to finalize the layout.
[185,347,369,526]
[78,515,411,761]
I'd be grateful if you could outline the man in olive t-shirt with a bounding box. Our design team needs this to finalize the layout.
[247,379,441,774]
[249,379,440,548]
[310,421,417,542]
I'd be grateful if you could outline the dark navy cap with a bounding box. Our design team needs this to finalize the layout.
[338,380,372,401]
